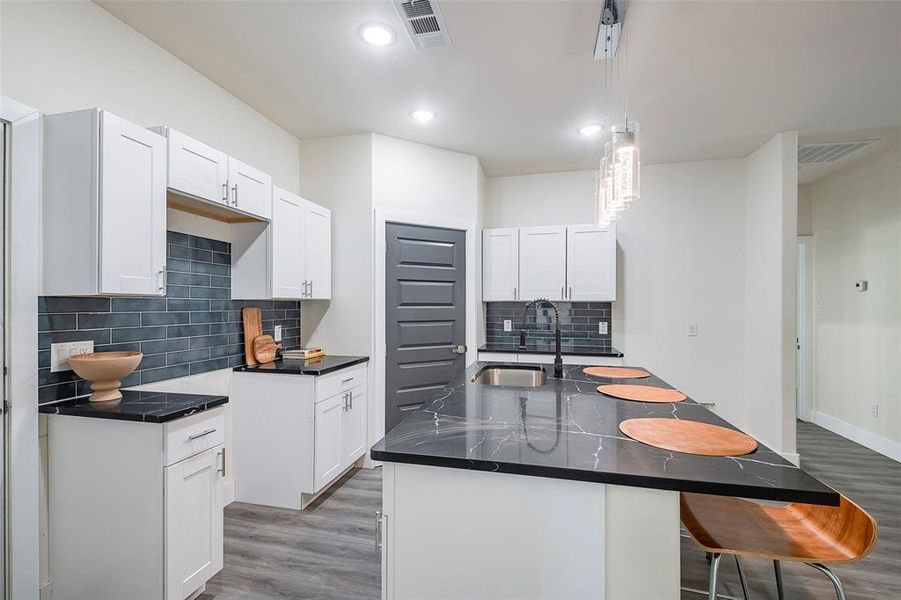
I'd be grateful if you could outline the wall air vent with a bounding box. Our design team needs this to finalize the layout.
[394,0,451,51]
[798,139,879,164]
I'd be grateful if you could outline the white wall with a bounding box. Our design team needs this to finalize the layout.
[484,134,801,458]
[743,132,798,458]
[810,136,901,458]
[0,0,301,192]
[299,134,374,355]
[798,184,813,236]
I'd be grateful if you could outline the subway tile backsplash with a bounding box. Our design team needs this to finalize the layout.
[38,231,301,404]
[485,301,613,350]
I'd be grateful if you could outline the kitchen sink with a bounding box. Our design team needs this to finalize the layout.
[471,365,547,388]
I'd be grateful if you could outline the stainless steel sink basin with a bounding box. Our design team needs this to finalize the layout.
[472,365,547,388]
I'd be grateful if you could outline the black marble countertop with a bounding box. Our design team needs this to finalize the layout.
[39,390,228,423]
[371,361,838,506]
[233,355,369,376]
[479,343,624,358]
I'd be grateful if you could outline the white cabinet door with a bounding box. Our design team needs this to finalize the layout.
[518,226,566,301]
[166,129,228,204]
[305,201,332,299]
[228,157,272,220]
[271,186,306,299]
[99,111,166,295]
[566,224,616,301]
[314,394,343,491]
[482,228,519,301]
[342,387,367,466]
[165,445,223,600]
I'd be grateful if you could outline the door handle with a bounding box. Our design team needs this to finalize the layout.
[452,345,466,354]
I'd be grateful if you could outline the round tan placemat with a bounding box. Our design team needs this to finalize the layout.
[598,384,687,403]
[583,366,650,379]
[619,418,758,456]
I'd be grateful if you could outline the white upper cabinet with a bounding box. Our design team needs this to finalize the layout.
[481,224,617,304]
[518,226,567,301]
[164,128,229,204]
[152,127,272,221]
[271,186,307,299]
[43,109,166,296]
[304,201,332,299]
[228,157,272,220]
[482,228,519,301]
[567,224,616,301]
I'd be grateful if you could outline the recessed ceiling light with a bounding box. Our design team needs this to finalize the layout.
[578,124,603,136]
[411,109,436,123]
[359,23,395,46]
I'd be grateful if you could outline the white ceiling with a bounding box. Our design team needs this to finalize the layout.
[98,0,901,177]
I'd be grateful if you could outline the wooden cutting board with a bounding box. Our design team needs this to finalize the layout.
[619,418,758,456]
[242,307,263,366]
[583,366,651,379]
[598,384,687,403]
[253,335,282,364]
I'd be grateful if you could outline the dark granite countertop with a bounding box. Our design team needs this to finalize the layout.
[233,355,369,376]
[371,362,838,506]
[479,343,623,358]
[39,390,228,423]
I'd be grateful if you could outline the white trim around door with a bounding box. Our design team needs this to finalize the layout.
[796,236,814,423]
[370,209,477,467]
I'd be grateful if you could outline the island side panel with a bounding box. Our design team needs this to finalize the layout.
[382,463,606,599]
[606,485,681,599]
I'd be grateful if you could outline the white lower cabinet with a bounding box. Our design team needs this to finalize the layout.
[231,363,369,509]
[48,408,225,600]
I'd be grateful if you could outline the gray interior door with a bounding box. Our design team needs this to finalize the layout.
[386,223,466,433]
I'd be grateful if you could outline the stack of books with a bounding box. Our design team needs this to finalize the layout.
[283,347,325,361]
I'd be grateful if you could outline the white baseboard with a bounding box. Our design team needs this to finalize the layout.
[223,478,236,506]
[812,411,901,462]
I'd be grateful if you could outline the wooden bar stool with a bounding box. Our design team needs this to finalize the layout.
[680,492,878,600]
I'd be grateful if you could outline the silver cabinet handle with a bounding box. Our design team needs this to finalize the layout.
[375,511,385,552]
[342,393,348,411]
[217,448,226,477]
[341,376,355,384]
[350,391,353,410]
[157,269,166,292]
[308,279,313,297]
[187,428,217,441]
[222,180,229,204]
[569,286,573,299]
[231,184,238,206]
[561,286,564,299]
[513,286,517,300]
[301,280,307,297]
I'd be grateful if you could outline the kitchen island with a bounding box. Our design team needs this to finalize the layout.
[371,361,837,600]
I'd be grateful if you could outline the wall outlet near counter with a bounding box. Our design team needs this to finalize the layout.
[598,321,608,335]
[687,323,699,337]
[274,325,283,342]
[871,403,879,419]
[503,320,512,332]
[50,341,94,372]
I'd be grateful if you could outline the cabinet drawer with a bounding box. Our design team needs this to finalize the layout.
[164,408,225,467]
[315,364,367,403]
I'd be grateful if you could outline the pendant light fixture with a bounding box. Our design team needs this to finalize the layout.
[595,0,640,226]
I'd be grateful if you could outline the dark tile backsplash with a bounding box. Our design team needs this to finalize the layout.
[485,301,613,349]
[38,231,301,404]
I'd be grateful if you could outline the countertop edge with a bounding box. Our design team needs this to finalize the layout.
[38,395,229,423]
[233,355,370,376]
[369,447,840,507]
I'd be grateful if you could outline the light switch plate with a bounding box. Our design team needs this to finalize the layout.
[503,320,512,332]
[50,341,94,372]
[688,324,699,337]
[274,325,283,342]
[598,322,608,335]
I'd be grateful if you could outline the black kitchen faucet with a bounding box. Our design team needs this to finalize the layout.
[519,298,563,378]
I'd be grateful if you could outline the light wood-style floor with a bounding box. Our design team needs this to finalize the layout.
[200,421,899,600]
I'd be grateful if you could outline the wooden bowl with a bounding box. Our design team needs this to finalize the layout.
[68,351,142,402]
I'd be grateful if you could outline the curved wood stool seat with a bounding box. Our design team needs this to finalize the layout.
[680,492,878,600]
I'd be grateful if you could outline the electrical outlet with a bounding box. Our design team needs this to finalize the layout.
[598,321,608,335]
[688,323,699,337]
[50,341,94,372]
[503,320,512,332]
[871,403,879,419]
[274,325,283,342]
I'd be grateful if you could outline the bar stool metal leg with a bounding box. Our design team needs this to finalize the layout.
[807,563,847,600]
[708,553,722,600]
[734,555,750,600]
[773,560,785,600]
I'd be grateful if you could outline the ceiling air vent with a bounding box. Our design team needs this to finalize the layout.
[394,0,451,51]
[798,140,879,164]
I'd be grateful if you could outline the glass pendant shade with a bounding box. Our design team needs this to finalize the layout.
[611,122,640,209]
